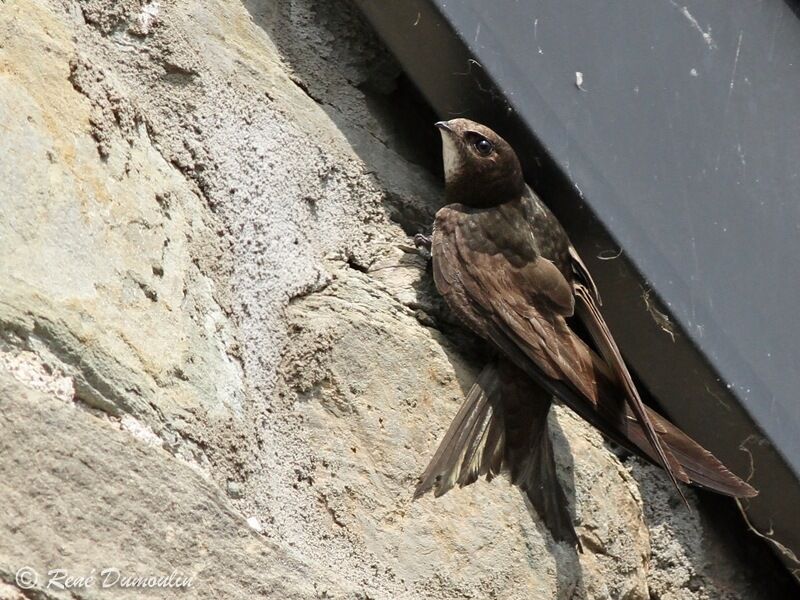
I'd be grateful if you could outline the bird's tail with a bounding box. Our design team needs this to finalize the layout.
[414,360,579,546]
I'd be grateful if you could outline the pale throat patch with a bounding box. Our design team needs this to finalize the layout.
[440,132,462,184]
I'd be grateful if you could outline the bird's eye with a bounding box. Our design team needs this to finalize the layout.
[474,137,494,156]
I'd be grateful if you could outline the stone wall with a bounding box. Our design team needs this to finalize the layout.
[0,1,791,598]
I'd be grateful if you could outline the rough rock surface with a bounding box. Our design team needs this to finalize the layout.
[0,1,790,598]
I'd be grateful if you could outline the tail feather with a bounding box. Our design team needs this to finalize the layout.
[501,364,579,547]
[414,362,503,499]
[414,360,579,546]
[413,347,756,555]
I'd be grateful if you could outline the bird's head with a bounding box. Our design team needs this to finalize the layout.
[435,118,525,207]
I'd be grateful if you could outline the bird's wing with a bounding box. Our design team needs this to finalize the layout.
[570,276,689,501]
[414,360,579,546]
[569,245,601,305]
[433,214,690,497]
[433,209,756,498]
[568,246,756,497]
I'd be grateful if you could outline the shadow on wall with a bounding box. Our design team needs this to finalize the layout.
[546,416,584,599]
[243,0,495,387]
[243,1,799,597]
[243,2,591,595]
[243,0,444,237]
[629,459,800,600]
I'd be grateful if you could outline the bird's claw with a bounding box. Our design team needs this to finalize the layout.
[413,234,432,251]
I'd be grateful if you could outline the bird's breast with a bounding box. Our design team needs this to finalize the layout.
[436,199,561,266]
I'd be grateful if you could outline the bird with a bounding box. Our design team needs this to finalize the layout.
[412,118,757,548]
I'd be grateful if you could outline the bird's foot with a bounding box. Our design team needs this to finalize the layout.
[413,233,432,259]
[413,233,432,251]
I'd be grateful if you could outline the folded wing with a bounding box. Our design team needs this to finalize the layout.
[431,207,755,499]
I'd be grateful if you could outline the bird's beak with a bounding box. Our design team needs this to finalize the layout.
[435,120,454,134]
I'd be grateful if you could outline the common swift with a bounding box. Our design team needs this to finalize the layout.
[413,119,756,547]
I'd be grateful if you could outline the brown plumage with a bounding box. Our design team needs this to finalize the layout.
[414,118,756,547]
